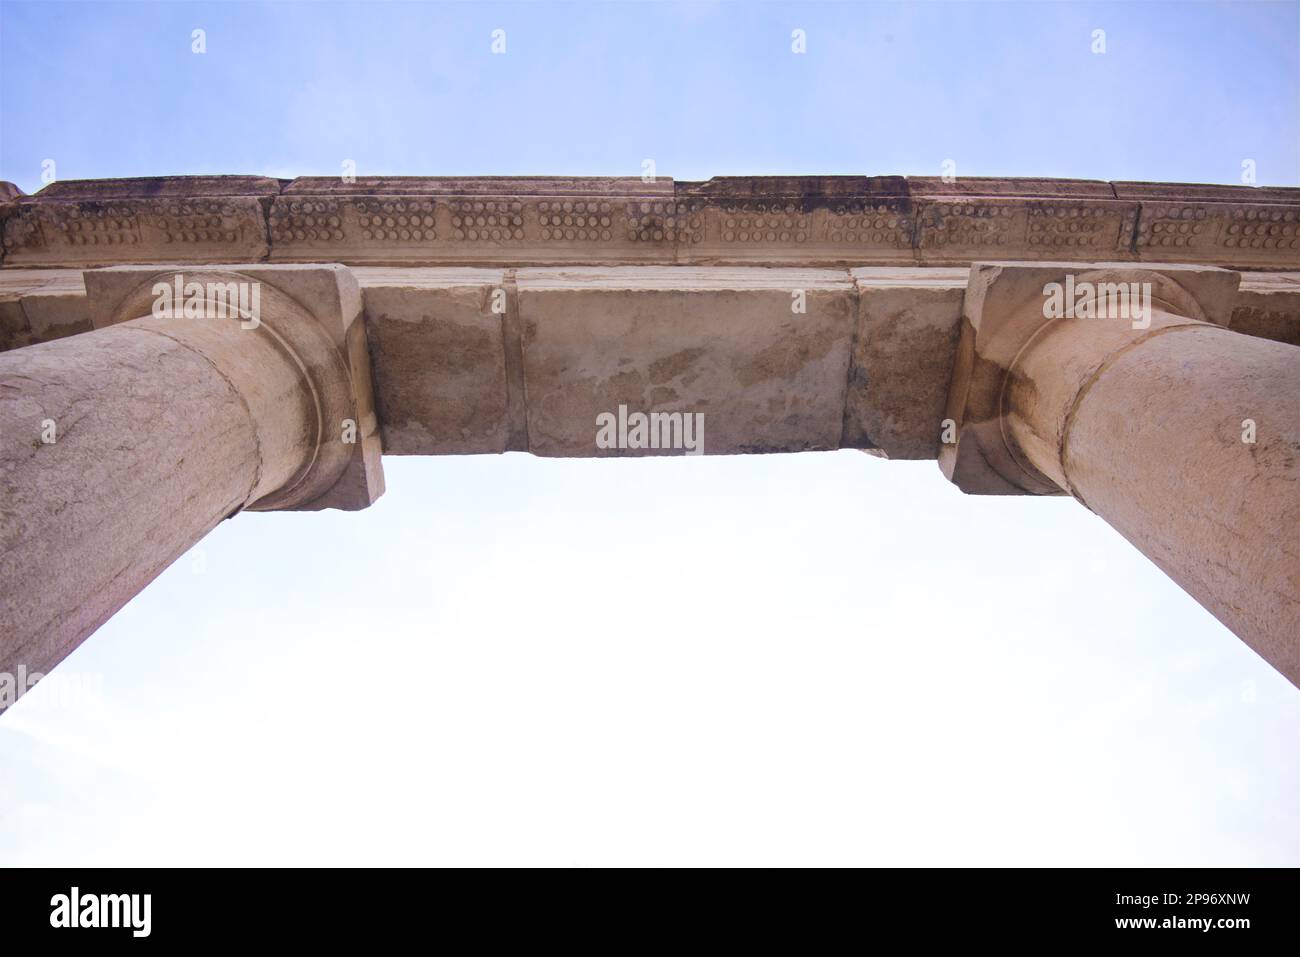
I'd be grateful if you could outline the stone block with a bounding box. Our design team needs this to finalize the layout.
[269,177,677,265]
[1231,276,1300,346]
[845,268,967,458]
[355,267,511,454]
[4,177,276,266]
[914,196,1139,264]
[0,269,89,350]
[677,176,915,266]
[514,266,855,456]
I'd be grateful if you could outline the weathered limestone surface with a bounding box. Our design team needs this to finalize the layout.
[1,176,277,267]
[846,268,968,458]
[2,174,1299,692]
[0,318,307,679]
[515,267,855,455]
[355,267,512,454]
[1017,322,1300,684]
[3,262,1299,462]
[359,265,1008,459]
[942,262,1300,684]
[4,175,1299,270]
[82,264,384,511]
[1232,272,1300,345]
[0,270,90,351]
[941,262,1242,494]
[0,267,383,686]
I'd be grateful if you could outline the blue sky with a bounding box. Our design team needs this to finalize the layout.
[2,1,1298,189]
[1,0,1297,866]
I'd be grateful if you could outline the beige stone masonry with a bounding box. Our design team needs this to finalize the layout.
[4,175,1299,270]
[1,173,1298,693]
[846,267,968,458]
[1,176,277,267]
[0,270,90,351]
[1232,272,1300,345]
[940,261,1299,684]
[515,267,855,456]
[357,264,1006,459]
[359,267,513,454]
[0,265,383,686]
[3,262,1299,460]
[940,262,1241,493]
[83,264,384,511]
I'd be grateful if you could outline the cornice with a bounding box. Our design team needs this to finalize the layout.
[2,175,1298,269]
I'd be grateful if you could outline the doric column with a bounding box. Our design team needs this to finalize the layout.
[0,266,382,700]
[942,264,1300,686]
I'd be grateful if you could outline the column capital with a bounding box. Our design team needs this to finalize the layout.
[939,261,1240,494]
[82,263,383,511]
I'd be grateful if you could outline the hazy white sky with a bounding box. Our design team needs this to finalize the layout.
[0,0,1297,866]
[3,455,1297,866]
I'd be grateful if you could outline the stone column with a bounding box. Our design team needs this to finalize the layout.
[0,267,382,701]
[943,264,1300,687]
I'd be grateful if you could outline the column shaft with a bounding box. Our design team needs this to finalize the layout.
[0,315,316,684]
[1005,314,1300,683]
